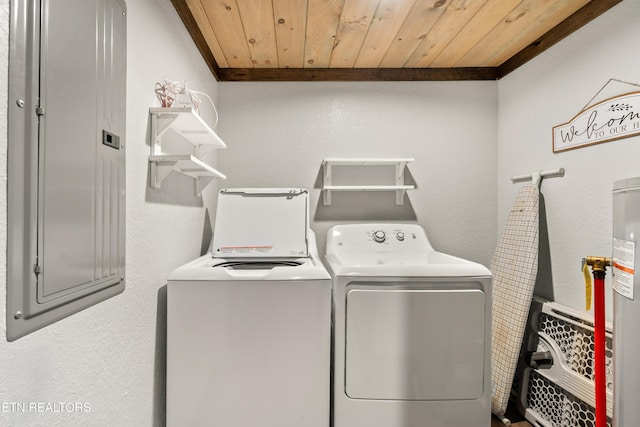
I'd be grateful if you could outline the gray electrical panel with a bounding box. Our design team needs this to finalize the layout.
[7,0,127,341]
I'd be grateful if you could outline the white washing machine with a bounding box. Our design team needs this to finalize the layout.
[166,189,331,427]
[325,223,492,427]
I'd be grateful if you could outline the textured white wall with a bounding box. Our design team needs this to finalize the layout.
[498,1,640,319]
[218,81,498,266]
[0,0,633,424]
[0,0,220,425]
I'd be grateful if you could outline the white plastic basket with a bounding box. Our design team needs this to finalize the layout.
[513,300,613,427]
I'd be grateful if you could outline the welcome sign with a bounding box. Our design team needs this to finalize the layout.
[553,91,640,153]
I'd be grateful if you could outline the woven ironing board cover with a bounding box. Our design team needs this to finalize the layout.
[491,184,539,419]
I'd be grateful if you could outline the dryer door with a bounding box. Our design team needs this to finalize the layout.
[345,287,485,400]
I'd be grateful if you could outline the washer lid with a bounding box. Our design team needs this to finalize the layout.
[212,188,309,258]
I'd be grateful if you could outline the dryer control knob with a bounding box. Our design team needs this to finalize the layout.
[373,230,386,243]
[396,232,405,241]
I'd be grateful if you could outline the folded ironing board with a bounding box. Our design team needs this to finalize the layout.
[491,184,540,424]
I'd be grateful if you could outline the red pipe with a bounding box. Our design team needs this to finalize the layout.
[593,271,606,427]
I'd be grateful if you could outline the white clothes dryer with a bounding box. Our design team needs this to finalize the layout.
[166,189,331,427]
[325,223,492,427]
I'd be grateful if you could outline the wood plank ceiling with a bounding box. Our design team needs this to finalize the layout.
[171,0,622,81]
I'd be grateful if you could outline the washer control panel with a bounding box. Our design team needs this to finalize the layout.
[327,224,433,255]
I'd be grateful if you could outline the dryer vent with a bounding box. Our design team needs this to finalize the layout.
[513,299,613,427]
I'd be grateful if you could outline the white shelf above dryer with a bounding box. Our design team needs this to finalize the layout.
[149,107,226,195]
[322,158,415,205]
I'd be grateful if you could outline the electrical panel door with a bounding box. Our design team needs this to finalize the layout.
[7,0,127,341]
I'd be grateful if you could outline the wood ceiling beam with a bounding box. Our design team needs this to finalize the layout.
[218,67,498,82]
[497,0,623,79]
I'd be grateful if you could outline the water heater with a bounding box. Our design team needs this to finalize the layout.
[612,177,640,426]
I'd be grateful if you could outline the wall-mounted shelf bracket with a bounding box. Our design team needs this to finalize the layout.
[149,107,226,195]
[150,107,226,148]
[322,158,415,205]
[149,154,227,196]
